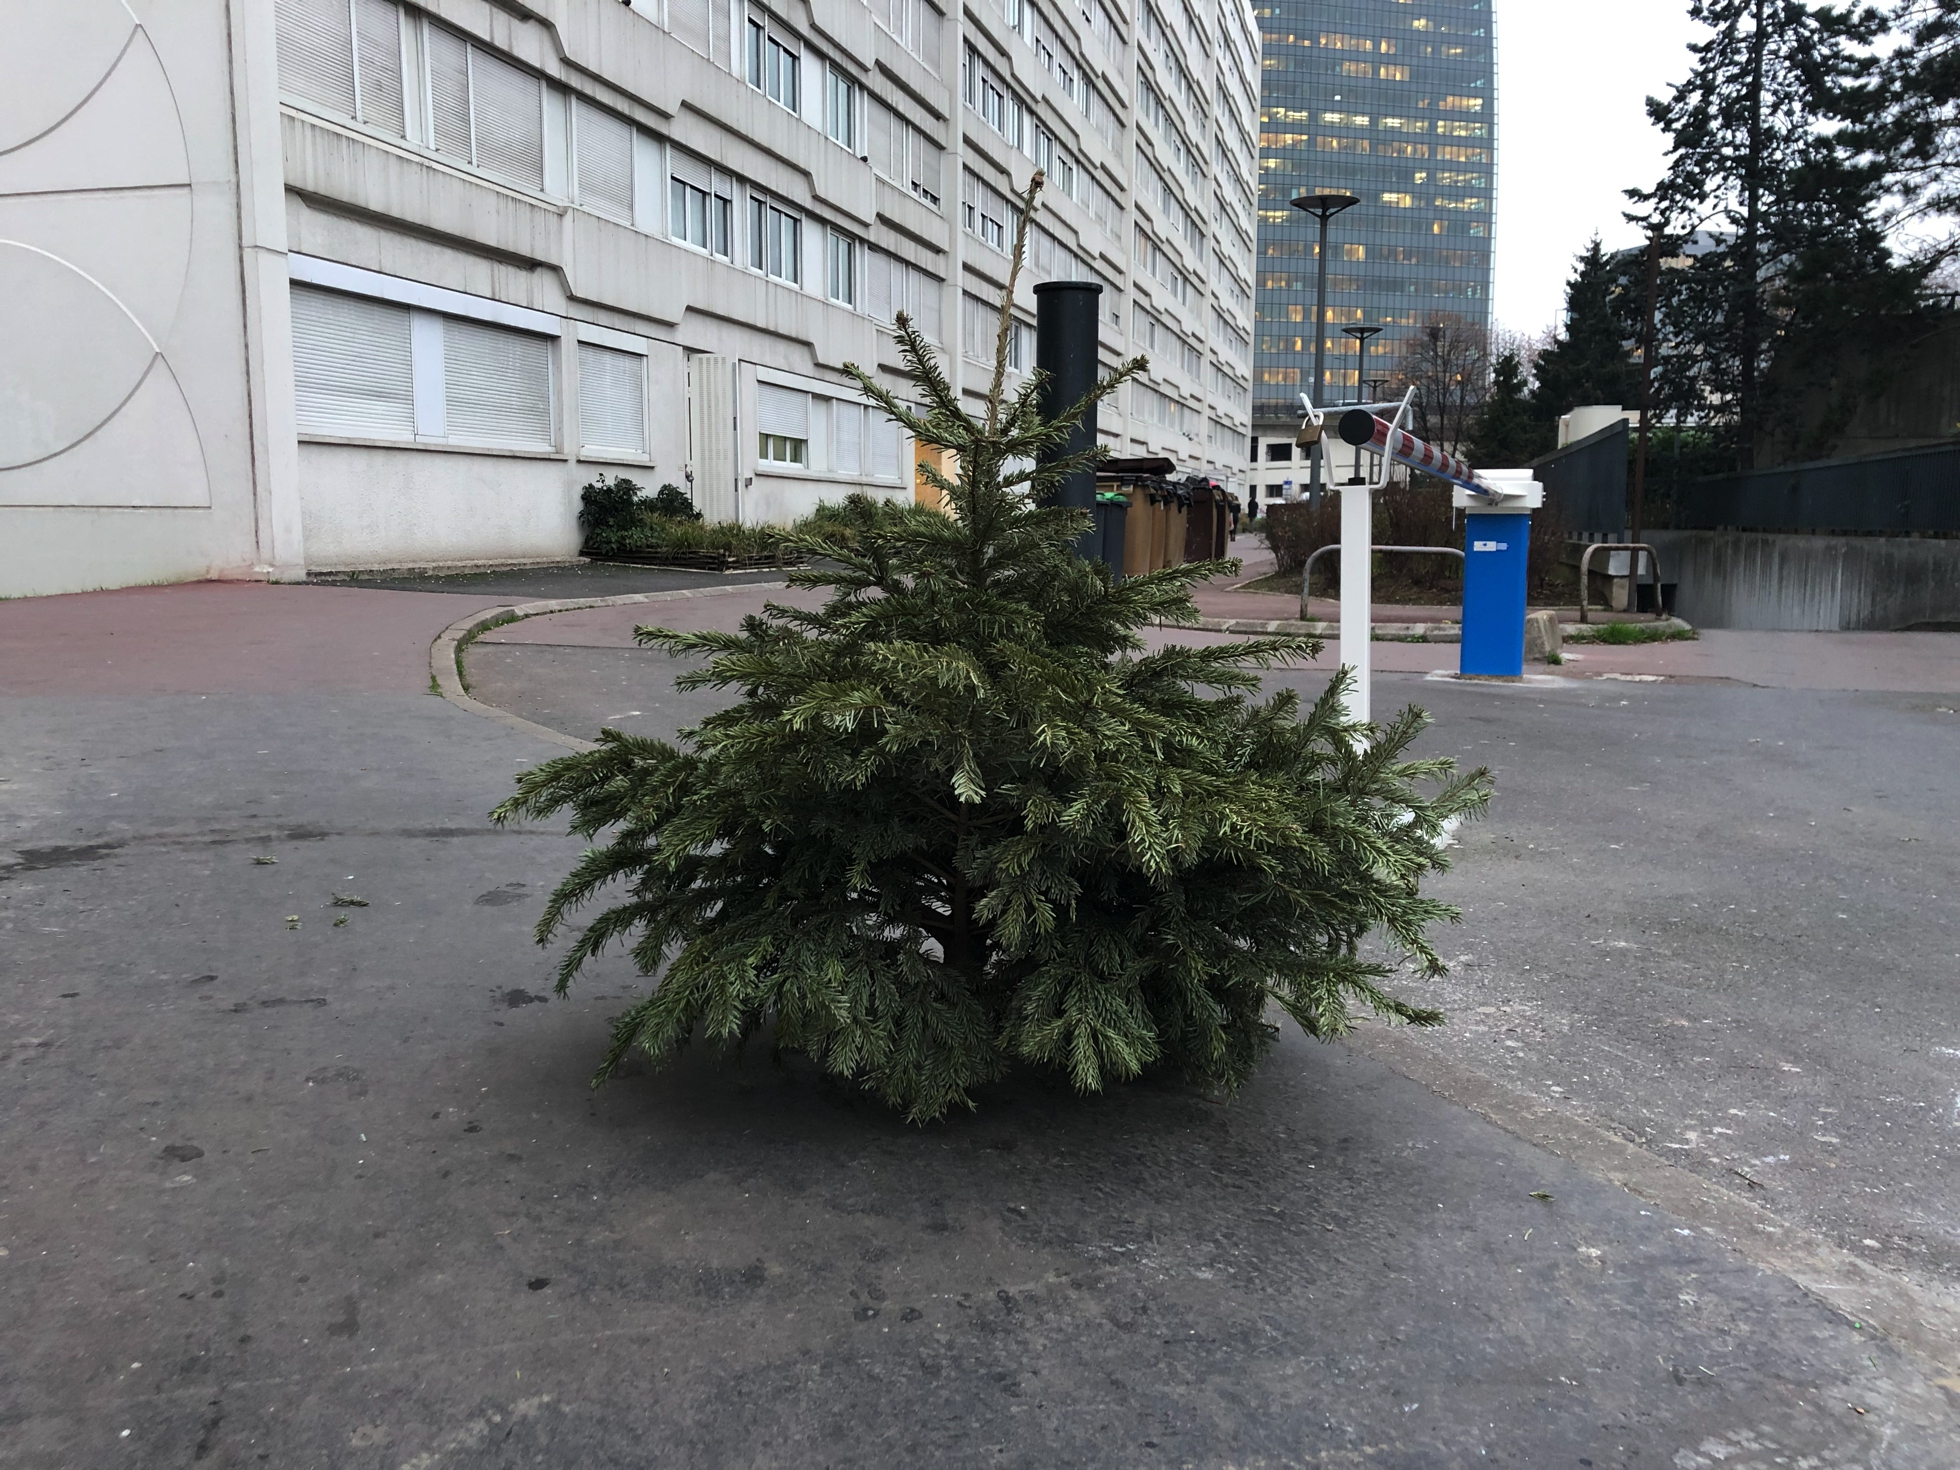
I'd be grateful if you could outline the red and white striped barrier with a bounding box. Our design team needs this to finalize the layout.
[1337,408,1488,496]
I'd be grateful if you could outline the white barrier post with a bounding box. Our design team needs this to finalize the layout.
[1340,481,1373,726]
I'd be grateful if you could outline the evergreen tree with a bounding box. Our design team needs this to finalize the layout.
[492,178,1492,1123]
[1530,239,1636,425]
[1847,2,1960,239]
[1633,0,1910,467]
[1466,352,1548,466]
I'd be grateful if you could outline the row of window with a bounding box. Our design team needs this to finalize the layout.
[960,295,1039,372]
[1133,225,1191,308]
[755,383,906,477]
[1136,147,1204,259]
[1133,380,1201,439]
[960,39,1116,180]
[293,279,913,479]
[1139,3,1195,116]
[277,2,955,337]
[1135,73,1204,195]
[1210,305,1250,364]
[1132,304,1201,378]
[292,284,614,455]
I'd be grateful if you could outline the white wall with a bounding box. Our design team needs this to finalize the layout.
[298,444,588,569]
[0,0,297,599]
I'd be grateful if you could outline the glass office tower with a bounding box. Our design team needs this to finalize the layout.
[1251,0,1494,421]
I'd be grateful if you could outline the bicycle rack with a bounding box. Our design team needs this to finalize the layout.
[1576,542,1665,624]
[1300,544,1466,620]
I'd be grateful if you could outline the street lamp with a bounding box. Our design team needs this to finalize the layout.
[1290,191,1359,500]
[1342,325,1384,484]
[1342,325,1383,406]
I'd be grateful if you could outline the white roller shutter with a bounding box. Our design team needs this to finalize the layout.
[910,266,943,343]
[869,415,901,480]
[352,0,405,135]
[290,285,415,438]
[469,48,545,190]
[275,0,357,115]
[710,0,734,70]
[426,26,473,161]
[868,99,903,182]
[831,401,862,475]
[756,384,811,440]
[578,343,647,457]
[669,0,710,58]
[669,148,711,193]
[865,250,894,323]
[444,317,554,449]
[575,100,634,222]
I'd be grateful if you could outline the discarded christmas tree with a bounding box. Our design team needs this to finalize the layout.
[494,177,1491,1122]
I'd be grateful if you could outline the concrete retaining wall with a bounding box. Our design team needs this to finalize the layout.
[1647,529,1960,630]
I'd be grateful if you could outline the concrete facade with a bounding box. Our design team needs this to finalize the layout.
[1649,528,1960,631]
[1,0,1260,596]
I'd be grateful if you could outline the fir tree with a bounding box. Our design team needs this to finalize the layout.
[1468,352,1551,467]
[1633,0,1912,467]
[493,177,1492,1122]
[1530,239,1636,426]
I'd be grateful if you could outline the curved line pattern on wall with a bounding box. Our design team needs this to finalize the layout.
[0,6,207,507]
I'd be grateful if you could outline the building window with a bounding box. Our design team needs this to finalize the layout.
[578,343,648,458]
[1265,442,1293,462]
[749,19,800,112]
[827,230,857,305]
[574,99,635,224]
[290,282,555,450]
[276,0,409,136]
[670,152,733,255]
[750,198,802,283]
[757,384,811,467]
[425,26,546,191]
[826,65,858,150]
[443,317,554,450]
[291,285,416,438]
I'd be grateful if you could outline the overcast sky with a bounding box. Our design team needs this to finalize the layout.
[1491,0,1704,337]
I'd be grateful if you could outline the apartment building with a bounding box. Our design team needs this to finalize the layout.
[0,0,1259,598]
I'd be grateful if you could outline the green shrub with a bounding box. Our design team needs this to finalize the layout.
[650,483,701,521]
[497,176,1491,1122]
[787,492,933,547]
[578,474,651,542]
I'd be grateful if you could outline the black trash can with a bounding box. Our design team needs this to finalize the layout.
[1092,498,1127,577]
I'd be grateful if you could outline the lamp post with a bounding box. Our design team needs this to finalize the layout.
[1342,325,1383,406]
[1341,325,1384,484]
[1290,192,1359,501]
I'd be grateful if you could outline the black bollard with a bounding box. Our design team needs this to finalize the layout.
[1033,281,1104,564]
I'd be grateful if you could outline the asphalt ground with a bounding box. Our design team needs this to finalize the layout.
[2,580,1957,1466]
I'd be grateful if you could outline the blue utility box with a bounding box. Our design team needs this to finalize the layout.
[1454,472,1544,678]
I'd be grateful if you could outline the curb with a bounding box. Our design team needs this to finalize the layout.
[1168,615,1697,645]
[1346,1025,1960,1375]
[1169,616,1464,643]
[429,582,789,752]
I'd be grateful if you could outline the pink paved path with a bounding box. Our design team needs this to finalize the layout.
[2,578,1955,699]
[0,583,508,695]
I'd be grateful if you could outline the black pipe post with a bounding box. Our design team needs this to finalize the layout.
[1034,280,1105,562]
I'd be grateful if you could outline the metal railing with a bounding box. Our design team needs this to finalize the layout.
[1576,542,1664,623]
[1301,544,1465,618]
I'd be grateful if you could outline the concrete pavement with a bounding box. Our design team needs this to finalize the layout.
[3,576,1958,1467]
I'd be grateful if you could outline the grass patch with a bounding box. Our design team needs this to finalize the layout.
[1584,621,1697,645]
